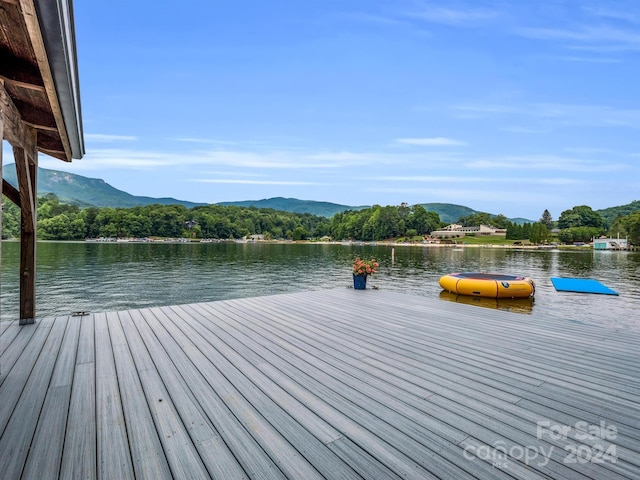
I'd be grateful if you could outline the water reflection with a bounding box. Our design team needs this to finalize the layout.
[438,290,535,314]
[556,250,596,276]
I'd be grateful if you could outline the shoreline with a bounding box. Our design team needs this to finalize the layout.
[3,237,634,250]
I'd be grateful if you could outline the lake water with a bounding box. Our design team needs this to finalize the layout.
[1,241,639,331]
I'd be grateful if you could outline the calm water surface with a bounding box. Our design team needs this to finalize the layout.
[1,241,639,331]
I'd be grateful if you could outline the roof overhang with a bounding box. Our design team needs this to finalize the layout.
[1,0,84,161]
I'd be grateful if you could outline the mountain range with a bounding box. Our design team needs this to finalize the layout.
[3,165,205,209]
[4,163,612,224]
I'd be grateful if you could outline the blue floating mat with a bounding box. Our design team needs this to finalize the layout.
[550,277,618,296]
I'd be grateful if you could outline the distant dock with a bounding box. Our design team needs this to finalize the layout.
[1,289,639,479]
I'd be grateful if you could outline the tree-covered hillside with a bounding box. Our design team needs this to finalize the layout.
[1,194,329,241]
[419,203,476,224]
[2,194,639,245]
[217,197,367,217]
[596,200,640,227]
[3,164,637,227]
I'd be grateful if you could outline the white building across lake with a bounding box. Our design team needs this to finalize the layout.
[430,224,506,239]
[593,236,630,250]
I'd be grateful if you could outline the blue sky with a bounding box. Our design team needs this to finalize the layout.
[5,0,640,220]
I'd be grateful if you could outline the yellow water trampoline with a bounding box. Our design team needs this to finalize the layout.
[439,272,535,299]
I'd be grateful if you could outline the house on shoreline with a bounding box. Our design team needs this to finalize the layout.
[593,235,630,250]
[430,223,506,239]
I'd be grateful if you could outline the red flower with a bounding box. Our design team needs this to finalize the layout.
[352,257,379,275]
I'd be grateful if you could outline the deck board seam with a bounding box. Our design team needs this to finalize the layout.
[127,307,253,480]
[235,298,556,401]
[171,302,443,478]
[94,312,136,479]
[301,292,640,368]
[262,294,640,394]
[184,304,456,480]
[166,303,359,480]
[146,306,291,479]
[22,316,81,479]
[221,296,640,476]
[186,302,515,480]
[109,311,176,479]
[59,316,96,479]
[0,316,69,479]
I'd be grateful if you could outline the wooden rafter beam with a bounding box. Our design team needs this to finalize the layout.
[38,147,66,159]
[23,120,57,131]
[0,79,37,153]
[0,74,46,92]
[14,146,37,232]
[2,179,21,207]
[13,98,57,129]
[35,129,64,153]
[0,48,45,89]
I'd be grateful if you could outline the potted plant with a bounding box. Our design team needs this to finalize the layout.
[352,257,379,290]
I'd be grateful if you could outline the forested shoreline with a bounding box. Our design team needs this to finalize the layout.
[2,194,639,244]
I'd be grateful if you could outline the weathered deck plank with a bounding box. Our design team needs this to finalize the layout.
[157,304,347,480]
[124,308,250,480]
[60,314,96,479]
[139,307,289,480]
[182,301,506,480]
[1,288,639,480]
[0,315,68,479]
[0,317,52,390]
[107,311,174,480]
[21,315,80,479]
[171,302,433,479]
[199,298,586,479]
[94,311,135,480]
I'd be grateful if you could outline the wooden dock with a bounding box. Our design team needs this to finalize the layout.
[1,289,639,479]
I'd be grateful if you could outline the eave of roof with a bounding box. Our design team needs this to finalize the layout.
[34,0,84,159]
[1,0,84,161]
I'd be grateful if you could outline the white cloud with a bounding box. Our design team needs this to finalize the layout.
[451,102,640,128]
[500,126,549,134]
[84,149,174,168]
[367,175,479,183]
[514,25,640,50]
[409,7,498,26]
[538,178,584,185]
[552,55,623,63]
[173,137,238,145]
[584,6,640,24]
[396,137,466,146]
[85,134,137,142]
[368,185,553,206]
[463,155,628,172]
[366,175,586,186]
[192,179,324,186]
[197,150,329,169]
[201,170,265,177]
[564,147,625,155]
[35,146,406,173]
[197,149,395,169]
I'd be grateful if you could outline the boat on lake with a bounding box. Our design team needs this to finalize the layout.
[439,272,535,299]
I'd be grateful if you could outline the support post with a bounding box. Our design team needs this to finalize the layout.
[14,133,38,323]
[1,109,3,268]
[2,77,42,323]
[1,109,4,262]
